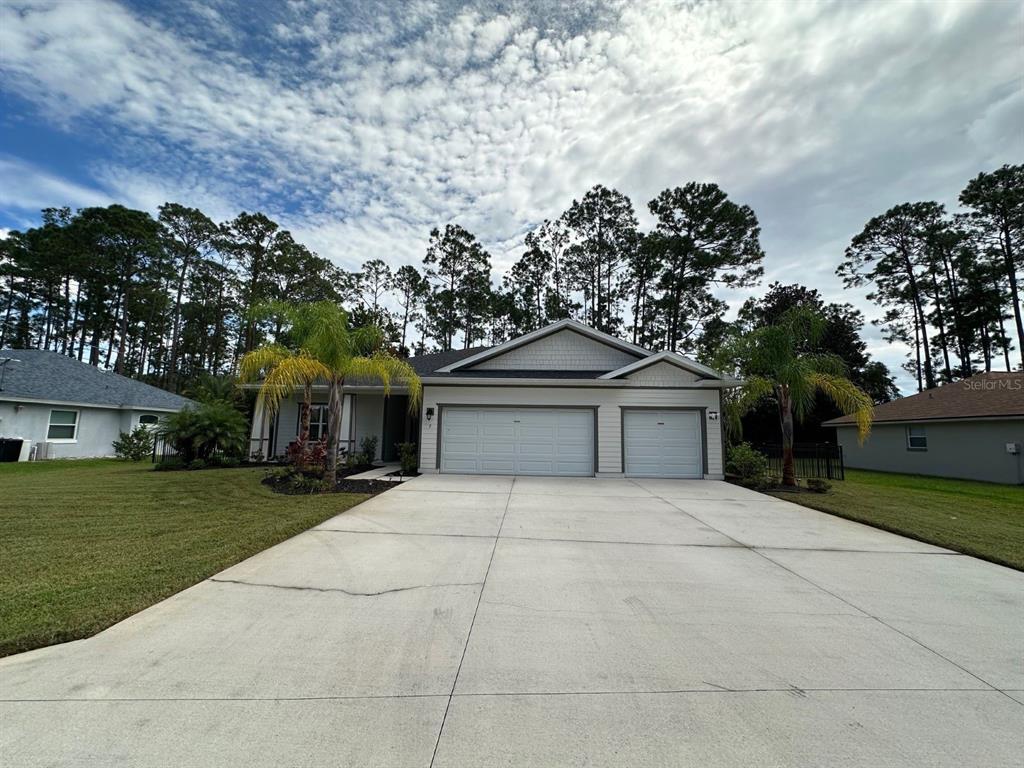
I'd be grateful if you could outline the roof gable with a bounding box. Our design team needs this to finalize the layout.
[623,360,700,385]
[437,319,648,373]
[599,350,730,382]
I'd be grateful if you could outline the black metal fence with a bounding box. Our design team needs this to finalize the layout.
[753,442,845,481]
[151,436,179,463]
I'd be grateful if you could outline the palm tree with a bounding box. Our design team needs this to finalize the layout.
[300,303,421,485]
[726,308,873,487]
[241,301,422,485]
[238,343,324,448]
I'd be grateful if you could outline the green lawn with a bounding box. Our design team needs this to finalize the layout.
[770,470,1024,570]
[0,460,369,657]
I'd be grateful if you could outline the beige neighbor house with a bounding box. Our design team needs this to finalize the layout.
[824,371,1024,485]
[248,319,741,479]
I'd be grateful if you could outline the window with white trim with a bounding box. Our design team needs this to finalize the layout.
[47,409,79,441]
[138,414,159,426]
[906,425,927,451]
[298,405,330,441]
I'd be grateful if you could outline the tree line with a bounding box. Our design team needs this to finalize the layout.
[1,165,1018,399]
[839,164,1023,389]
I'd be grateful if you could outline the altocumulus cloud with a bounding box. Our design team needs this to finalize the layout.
[0,0,1021,389]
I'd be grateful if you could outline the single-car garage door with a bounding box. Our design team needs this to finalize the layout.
[623,409,703,478]
[440,407,594,476]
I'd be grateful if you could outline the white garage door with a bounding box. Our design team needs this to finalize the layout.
[440,408,594,476]
[623,409,703,478]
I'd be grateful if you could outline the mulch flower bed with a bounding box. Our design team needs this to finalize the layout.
[262,465,397,496]
[333,479,398,494]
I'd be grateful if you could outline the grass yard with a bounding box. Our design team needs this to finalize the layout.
[0,459,369,657]
[771,470,1024,570]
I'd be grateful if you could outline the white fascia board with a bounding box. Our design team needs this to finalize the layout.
[435,319,651,373]
[828,414,1024,427]
[420,376,625,387]
[418,376,739,388]
[0,395,184,412]
[598,351,728,381]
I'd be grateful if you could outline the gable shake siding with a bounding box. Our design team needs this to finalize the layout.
[419,384,723,477]
[470,330,641,371]
[623,361,699,386]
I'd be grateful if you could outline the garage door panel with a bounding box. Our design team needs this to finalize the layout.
[624,410,702,479]
[440,407,593,476]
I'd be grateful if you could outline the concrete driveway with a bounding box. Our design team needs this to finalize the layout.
[2,476,1022,766]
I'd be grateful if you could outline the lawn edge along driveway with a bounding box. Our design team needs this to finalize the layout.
[768,469,1024,571]
[0,460,369,657]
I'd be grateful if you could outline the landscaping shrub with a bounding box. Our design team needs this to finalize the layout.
[156,400,248,464]
[264,468,332,494]
[112,425,154,462]
[397,442,418,475]
[806,478,832,493]
[284,438,328,475]
[359,435,378,465]
[726,442,770,490]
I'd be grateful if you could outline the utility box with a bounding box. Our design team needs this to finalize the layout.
[1007,442,1021,455]
[0,437,25,462]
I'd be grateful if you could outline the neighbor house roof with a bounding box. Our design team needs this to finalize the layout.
[824,372,1024,426]
[0,349,193,412]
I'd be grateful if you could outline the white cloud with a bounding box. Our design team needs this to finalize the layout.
[1,0,1021,392]
[0,155,112,211]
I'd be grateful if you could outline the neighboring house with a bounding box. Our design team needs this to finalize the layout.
[0,349,193,460]
[824,372,1024,485]
[249,319,740,479]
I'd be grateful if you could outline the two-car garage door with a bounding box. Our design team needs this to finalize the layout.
[440,408,594,476]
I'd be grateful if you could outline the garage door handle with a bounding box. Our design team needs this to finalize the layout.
[657,422,664,425]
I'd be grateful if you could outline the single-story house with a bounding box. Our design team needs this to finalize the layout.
[249,319,740,479]
[824,371,1024,485]
[0,349,193,460]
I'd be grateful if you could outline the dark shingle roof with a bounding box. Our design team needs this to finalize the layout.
[406,346,610,379]
[0,349,193,411]
[407,347,491,375]
[824,372,1024,425]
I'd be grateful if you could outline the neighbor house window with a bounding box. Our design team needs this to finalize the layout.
[138,414,159,426]
[906,425,927,450]
[298,405,329,441]
[47,409,79,441]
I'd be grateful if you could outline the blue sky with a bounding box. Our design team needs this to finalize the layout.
[1,0,1021,391]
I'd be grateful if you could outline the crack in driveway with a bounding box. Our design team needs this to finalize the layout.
[208,577,483,597]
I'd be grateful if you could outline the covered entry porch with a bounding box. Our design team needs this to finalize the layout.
[248,387,418,463]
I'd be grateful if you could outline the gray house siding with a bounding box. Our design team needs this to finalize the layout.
[836,419,1024,485]
[469,329,640,371]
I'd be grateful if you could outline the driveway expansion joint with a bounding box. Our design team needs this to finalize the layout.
[752,549,1014,699]
[207,577,483,598]
[428,477,516,767]
[632,480,1013,700]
